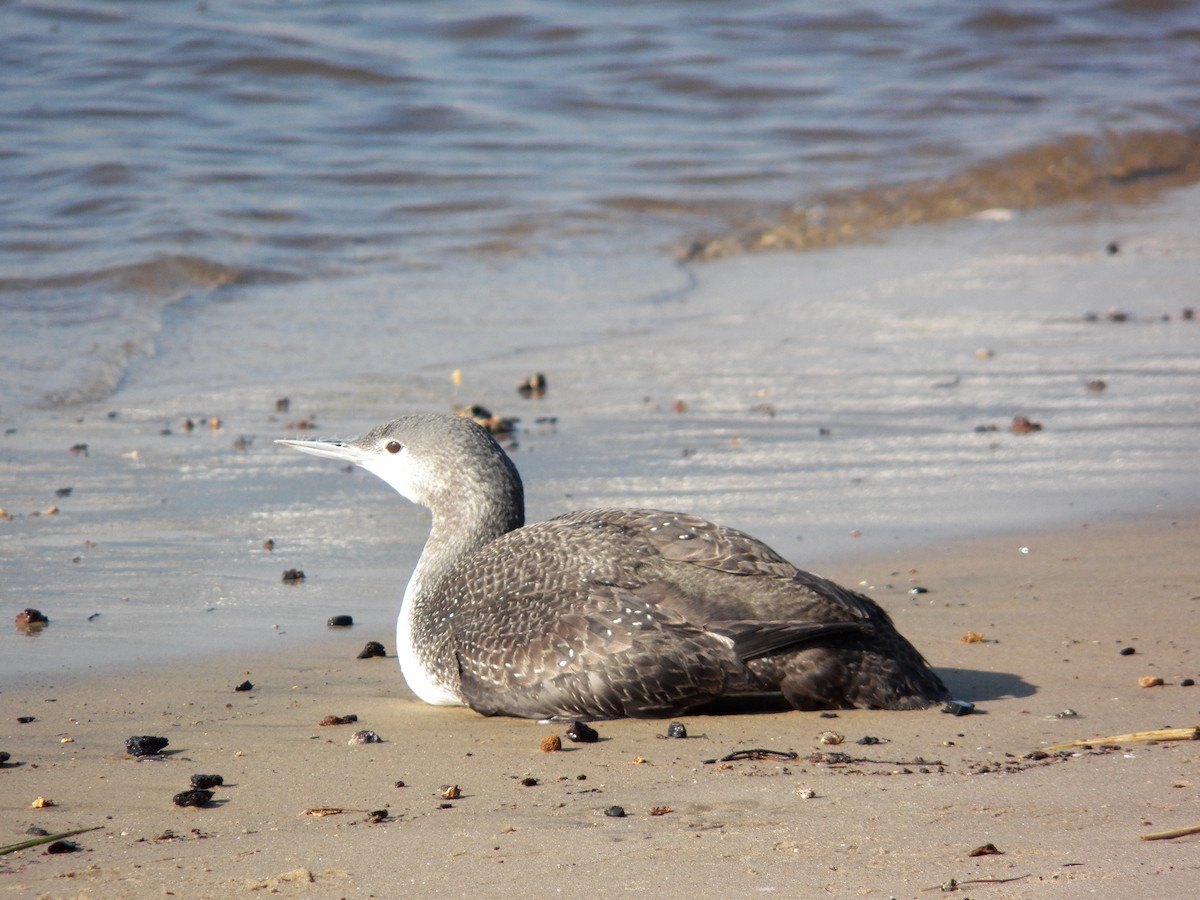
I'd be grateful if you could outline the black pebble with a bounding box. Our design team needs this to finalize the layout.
[1181,678,1195,687]
[520,776,538,787]
[46,840,81,854]
[327,614,354,627]
[604,805,626,818]
[941,700,975,717]
[0,751,10,765]
[357,641,386,659]
[125,735,170,756]
[173,789,214,808]
[191,773,224,790]
[26,827,49,836]
[281,569,305,583]
[909,586,928,595]
[666,721,687,739]
[55,487,73,498]
[234,680,253,692]
[566,720,599,743]
[856,735,881,745]
[17,716,34,724]
[1119,646,1135,656]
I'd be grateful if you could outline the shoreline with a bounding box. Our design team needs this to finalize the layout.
[4,506,1197,897]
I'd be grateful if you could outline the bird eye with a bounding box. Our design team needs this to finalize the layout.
[385,440,402,454]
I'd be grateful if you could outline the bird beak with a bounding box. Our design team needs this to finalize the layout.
[276,438,371,466]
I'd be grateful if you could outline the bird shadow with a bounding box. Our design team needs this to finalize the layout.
[937,667,1036,703]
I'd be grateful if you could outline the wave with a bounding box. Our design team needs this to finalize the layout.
[684,127,1200,260]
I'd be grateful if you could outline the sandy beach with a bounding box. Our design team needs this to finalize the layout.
[3,506,1197,898]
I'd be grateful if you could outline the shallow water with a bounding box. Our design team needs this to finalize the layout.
[3,0,1200,409]
[2,1,1200,679]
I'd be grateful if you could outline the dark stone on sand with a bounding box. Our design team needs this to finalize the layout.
[190,774,224,790]
[26,827,49,836]
[46,840,82,854]
[1119,646,1135,656]
[15,608,49,627]
[357,641,386,659]
[604,805,626,818]
[0,751,10,765]
[173,789,214,808]
[909,586,928,595]
[234,680,253,692]
[126,735,170,756]
[17,716,34,724]
[1181,678,1195,687]
[566,720,599,743]
[666,721,687,739]
[941,700,975,717]
[856,735,881,745]
[55,487,73,498]
[520,776,538,787]
[327,614,354,627]
[281,568,305,583]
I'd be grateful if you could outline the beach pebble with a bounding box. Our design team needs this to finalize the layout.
[17,716,34,724]
[517,373,547,398]
[519,776,538,787]
[327,614,353,627]
[348,730,382,744]
[1010,416,1042,434]
[319,714,358,726]
[14,608,49,630]
[125,735,170,757]
[281,569,305,583]
[26,827,49,836]
[666,721,687,739]
[604,805,626,818]
[357,641,386,659]
[817,731,844,745]
[0,752,9,765]
[190,774,224,790]
[942,700,975,717]
[441,785,461,800]
[566,720,599,743]
[856,735,881,745]
[797,788,816,799]
[172,789,214,808]
[234,680,253,692]
[1119,646,1135,656]
[539,734,562,752]
[46,840,82,854]
[32,796,55,808]
[1138,675,1164,688]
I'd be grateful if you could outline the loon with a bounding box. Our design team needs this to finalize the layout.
[278,413,949,719]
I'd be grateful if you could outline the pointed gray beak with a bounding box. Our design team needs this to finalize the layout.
[276,438,371,466]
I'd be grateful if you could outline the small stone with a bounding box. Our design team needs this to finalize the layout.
[234,680,253,692]
[519,776,538,787]
[348,730,382,744]
[565,720,599,743]
[1181,678,1195,687]
[281,569,305,583]
[190,774,224,790]
[0,751,10,765]
[968,842,1004,857]
[855,735,881,745]
[1010,416,1042,434]
[357,641,385,659]
[1119,646,1135,656]
[319,714,358,726]
[961,631,984,643]
[909,586,928,595]
[45,840,82,854]
[441,785,461,800]
[17,716,34,724]
[172,789,213,808]
[666,721,687,739]
[539,734,562,752]
[942,700,975,717]
[31,796,54,808]
[1138,675,1164,688]
[26,827,49,836]
[327,614,354,627]
[15,608,49,630]
[604,805,626,818]
[125,735,170,756]
[817,731,844,745]
[797,788,816,799]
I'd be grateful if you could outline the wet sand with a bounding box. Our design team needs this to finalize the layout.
[3,507,1197,898]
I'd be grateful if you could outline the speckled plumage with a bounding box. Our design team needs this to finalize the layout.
[279,414,950,719]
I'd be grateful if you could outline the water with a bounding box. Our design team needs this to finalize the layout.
[2,0,1200,677]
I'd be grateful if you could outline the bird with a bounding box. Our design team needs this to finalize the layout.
[278,413,950,720]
